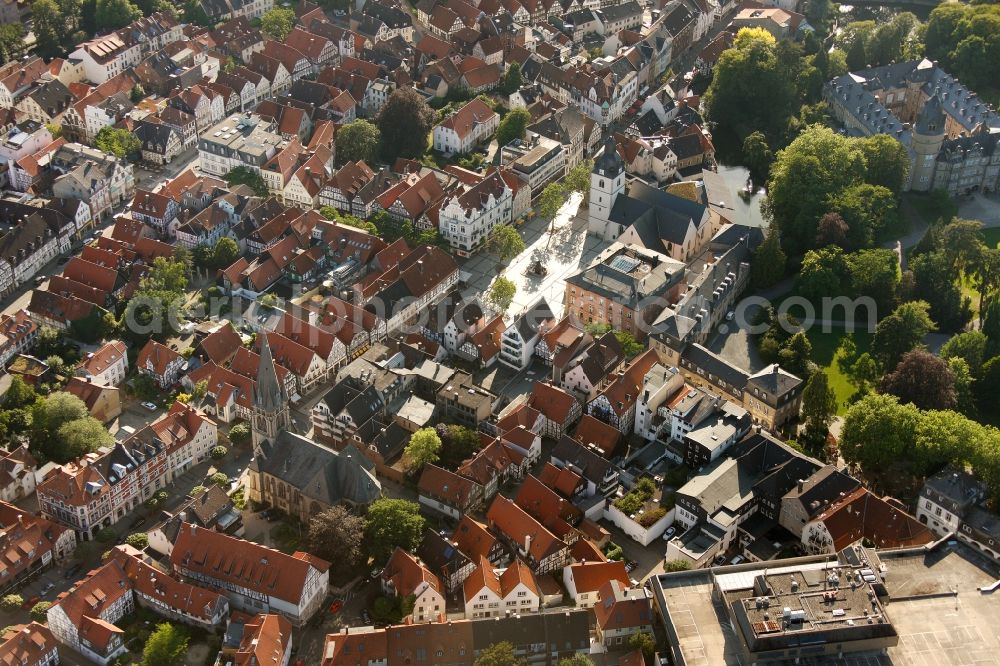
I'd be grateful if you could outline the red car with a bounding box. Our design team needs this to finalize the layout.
[329,599,344,614]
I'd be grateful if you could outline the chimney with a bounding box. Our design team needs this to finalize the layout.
[797,479,804,493]
[525,534,532,553]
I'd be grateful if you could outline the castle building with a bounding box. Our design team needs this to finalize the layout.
[824,59,1000,195]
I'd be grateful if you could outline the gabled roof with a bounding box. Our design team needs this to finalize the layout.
[453,515,500,562]
[383,547,443,600]
[171,522,330,605]
[486,495,565,564]
[528,382,577,425]
[418,463,480,509]
[816,487,934,551]
[568,560,629,594]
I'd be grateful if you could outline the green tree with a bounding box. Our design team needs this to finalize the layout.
[56,417,115,461]
[30,601,52,622]
[840,393,921,471]
[801,370,837,449]
[767,126,866,255]
[563,159,595,202]
[487,276,516,313]
[750,227,786,288]
[95,0,142,31]
[182,0,212,27]
[376,87,436,161]
[404,427,442,471]
[538,182,565,220]
[211,237,240,269]
[228,422,251,446]
[979,356,1000,414]
[859,134,910,194]
[260,7,295,40]
[0,595,22,612]
[130,84,146,104]
[628,632,656,660]
[557,657,595,666]
[94,127,140,158]
[911,250,972,333]
[487,225,525,263]
[845,248,899,312]
[210,472,228,487]
[742,130,773,182]
[224,166,268,197]
[210,445,227,459]
[613,330,643,357]
[335,119,381,164]
[142,623,189,666]
[474,642,526,666]
[871,300,936,371]
[364,499,426,563]
[778,330,813,378]
[32,0,66,59]
[797,246,848,302]
[947,356,976,418]
[3,376,37,409]
[500,62,523,95]
[126,533,149,549]
[924,4,1000,101]
[830,182,900,248]
[704,27,799,148]
[940,331,989,378]
[0,23,25,65]
[307,506,364,578]
[495,107,531,148]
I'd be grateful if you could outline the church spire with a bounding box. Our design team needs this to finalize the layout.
[255,332,285,414]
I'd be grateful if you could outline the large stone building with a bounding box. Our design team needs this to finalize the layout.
[247,335,381,523]
[824,59,1000,195]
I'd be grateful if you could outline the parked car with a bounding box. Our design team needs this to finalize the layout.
[712,554,727,566]
[730,555,744,565]
[40,582,55,597]
[140,401,158,411]
[662,526,677,541]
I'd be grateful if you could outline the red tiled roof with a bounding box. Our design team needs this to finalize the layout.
[567,560,629,594]
[171,523,329,605]
[486,495,565,565]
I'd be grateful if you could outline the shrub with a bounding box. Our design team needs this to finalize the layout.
[95,527,117,543]
[606,545,623,561]
[637,507,667,528]
[30,601,52,621]
[0,594,22,611]
[210,472,229,487]
[210,445,228,460]
[191,485,207,496]
[125,533,148,549]
[663,559,691,572]
[614,494,644,515]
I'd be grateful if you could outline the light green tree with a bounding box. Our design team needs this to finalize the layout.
[404,428,442,471]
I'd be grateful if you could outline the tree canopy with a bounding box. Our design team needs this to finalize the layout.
[336,119,381,164]
[495,107,531,148]
[260,7,295,40]
[364,499,426,563]
[487,225,525,263]
[404,428,442,472]
[766,126,908,256]
[95,127,140,159]
[879,349,957,411]
[474,642,526,666]
[376,88,436,161]
[871,300,936,371]
[924,3,1000,104]
[801,370,837,450]
[141,623,189,666]
[307,506,364,579]
[95,0,142,32]
[224,166,268,197]
[487,276,516,313]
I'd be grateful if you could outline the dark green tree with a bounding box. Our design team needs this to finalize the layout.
[376,87,436,161]
[500,63,523,95]
[750,227,786,288]
[95,0,142,31]
[224,166,268,196]
[801,370,837,450]
[474,643,526,666]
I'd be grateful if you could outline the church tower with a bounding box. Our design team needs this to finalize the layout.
[588,136,626,240]
[251,333,290,456]
[910,93,946,192]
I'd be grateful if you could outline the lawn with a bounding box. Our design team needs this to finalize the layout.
[805,327,873,415]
